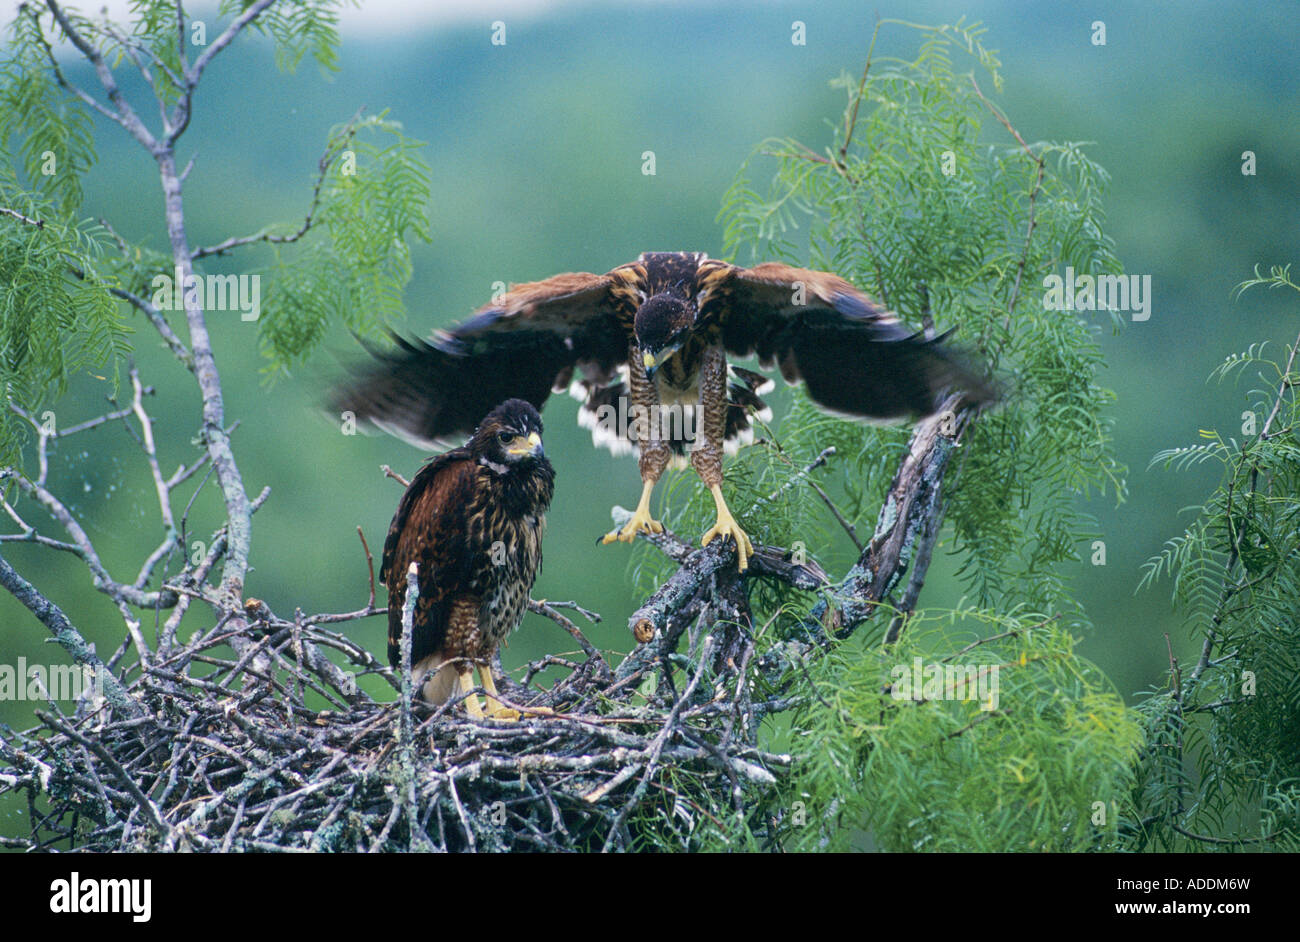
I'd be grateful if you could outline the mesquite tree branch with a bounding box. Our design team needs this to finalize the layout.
[37,1,270,615]
[192,108,367,260]
[0,553,141,718]
[806,395,971,639]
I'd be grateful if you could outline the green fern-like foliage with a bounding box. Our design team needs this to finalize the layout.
[779,610,1141,851]
[130,0,351,84]
[0,9,97,216]
[0,170,128,465]
[247,0,352,74]
[0,7,131,462]
[0,201,129,463]
[689,19,1142,851]
[1130,264,1300,851]
[0,0,431,459]
[257,112,432,372]
[719,18,1125,618]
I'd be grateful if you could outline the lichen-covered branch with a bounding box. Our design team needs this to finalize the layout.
[0,553,141,718]
[823,394,971,634]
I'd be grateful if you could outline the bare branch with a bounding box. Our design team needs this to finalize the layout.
[129,366,176,534]
[823,394,971,634]
[0,466,176,609]
[192,107,366,259]
[0,205,45,228]
[109,285,193,368]
[185,0,276,89]
[528,598,610,680]
[44,1,161,153]
[0,553,141,717]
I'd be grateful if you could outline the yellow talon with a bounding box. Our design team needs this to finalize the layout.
[479,668,553,721]
[477,667,512,720]
[601,480,663,544]
[516,705,556,720]
[702,484,753,571]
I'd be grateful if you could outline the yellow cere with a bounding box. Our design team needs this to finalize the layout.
[507,431,543,455]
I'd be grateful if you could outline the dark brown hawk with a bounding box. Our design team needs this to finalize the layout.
[380,398,554,720]
[340,252,993,571]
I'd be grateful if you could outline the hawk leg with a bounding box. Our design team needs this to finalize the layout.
[478,666,521,721]
[693,346,753,570]
[603,343,669,544]
[701,482,753,572]
[456,666,486,720]
[601,478,664,543]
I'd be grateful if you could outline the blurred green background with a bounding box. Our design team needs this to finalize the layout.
[2,0,1298,815]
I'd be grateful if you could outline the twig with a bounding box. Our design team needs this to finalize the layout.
[970,73,1044,327]
[0,205,45,228]
[382,465,411,488]
[192,108,367,259]
[358,526,377,609]
[527,598,610,679]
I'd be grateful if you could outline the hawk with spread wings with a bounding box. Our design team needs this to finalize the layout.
[380,399,553,720]
[340,252,993,571]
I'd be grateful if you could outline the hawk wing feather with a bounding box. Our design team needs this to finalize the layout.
[335,272,628,447]
[716,262,995,418]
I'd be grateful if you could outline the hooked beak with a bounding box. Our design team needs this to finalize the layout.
[507,431,545,458]
[643,342,681,378]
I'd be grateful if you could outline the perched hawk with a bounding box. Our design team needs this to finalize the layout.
[340,252,992,571]
[380,399,554,720]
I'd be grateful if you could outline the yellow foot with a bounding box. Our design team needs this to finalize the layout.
[456,667,486,720]
[702,483,754,571]
[601,480,663,544]
[485,704,555,722]
[479,667,554,722]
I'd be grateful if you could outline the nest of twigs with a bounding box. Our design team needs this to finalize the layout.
[0,519,819,853]
[1,373,968,854]
[1,401,961,853]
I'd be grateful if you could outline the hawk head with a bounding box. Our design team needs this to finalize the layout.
[634,293,694,378]
[470,398,547,472]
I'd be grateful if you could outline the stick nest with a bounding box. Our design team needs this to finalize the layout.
[1,560,796,853]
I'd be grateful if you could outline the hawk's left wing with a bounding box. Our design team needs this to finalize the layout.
[703,262,995,419]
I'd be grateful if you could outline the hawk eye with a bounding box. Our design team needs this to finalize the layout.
[498,431,515,444]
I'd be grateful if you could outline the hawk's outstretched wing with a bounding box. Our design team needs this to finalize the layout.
[334,272,629,447]
[705,262,995,419]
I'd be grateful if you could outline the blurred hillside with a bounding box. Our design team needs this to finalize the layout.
[2,0,1297,746]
